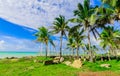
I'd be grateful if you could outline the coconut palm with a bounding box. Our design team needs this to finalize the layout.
[51,15,69,57]
[69,0,98,62]
[35,26,55,58]
[99,26,120,57]
[95,6,114,28]
[68,26,85,58]
[67,37,76,57]
[101,0,120,20]
[84,44,98,61]
[90,0,119,36]
[90,45,99,61]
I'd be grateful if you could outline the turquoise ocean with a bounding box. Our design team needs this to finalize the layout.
[0,52,39,58]
[0,51,80,58]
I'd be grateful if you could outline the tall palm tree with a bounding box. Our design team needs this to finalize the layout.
[70,0,98,62]
[35,26,55,58]
[51,15,69,57]
[99,26,120,57]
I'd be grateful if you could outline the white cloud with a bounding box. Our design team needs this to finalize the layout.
[0,35,101,52]
[0,35,66,52]
[0,0,95,29]
[0,36,40,52]
[0,40,5,49]
[0,40,5,45]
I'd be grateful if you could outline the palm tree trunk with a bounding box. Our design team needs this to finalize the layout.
[76,45,79,59]
[110,46,115,56]
[82,47,86,61]
[60,33,63,57]
[110,47,118,60]
[88,32,93,62]
[108,51,111,61]
[45,43,48,58]
[101,54,103,61]
[72,49,74,57]
[115,48,118,60]
[40,43,42,56]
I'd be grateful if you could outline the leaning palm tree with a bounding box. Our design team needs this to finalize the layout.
[51,15,69,57]
[35,26,55,58]
[69,0,98,62]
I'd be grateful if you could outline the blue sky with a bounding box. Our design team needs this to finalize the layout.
[0,0,101,52]
[0,18,37,40]
[0,18,40,51]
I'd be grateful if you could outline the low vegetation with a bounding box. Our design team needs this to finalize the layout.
[0,56,120,76]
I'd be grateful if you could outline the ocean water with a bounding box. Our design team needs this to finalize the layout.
[0,52,39,58]
[0,51,78,58]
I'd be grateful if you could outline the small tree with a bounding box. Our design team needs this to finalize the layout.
[67,37,76,57]
[35,26,55,58]
[68,26,85,59]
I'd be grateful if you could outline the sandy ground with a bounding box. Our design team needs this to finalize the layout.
[78,71,120,76]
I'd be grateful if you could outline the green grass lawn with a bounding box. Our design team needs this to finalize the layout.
[0,56,120,76]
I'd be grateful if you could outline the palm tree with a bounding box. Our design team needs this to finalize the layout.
[70,0,98,62]
[92,0,120,34]
[35,26,55,58]
[101,0,120,20]
[95,6,114,27]
[67,37,76,57]
[99,26,120,58]
[90,45,99,61]
[84,44,98,61]
[68,26,85,58]
[51,15,69,57]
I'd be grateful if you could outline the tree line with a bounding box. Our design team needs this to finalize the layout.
[35,0,120,62]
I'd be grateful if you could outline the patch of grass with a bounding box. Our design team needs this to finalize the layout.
[82,60,120,72]
[0,56,120,76]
